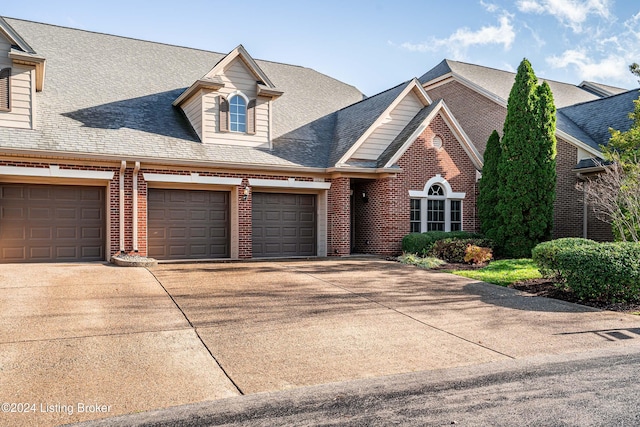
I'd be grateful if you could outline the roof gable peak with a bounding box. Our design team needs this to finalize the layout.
[205,44,276,89]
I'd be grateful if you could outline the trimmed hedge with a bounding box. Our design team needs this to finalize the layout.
[531,238,598,278]
[555,242,640,302]
[429,238,494,263]
[402,231,482,255]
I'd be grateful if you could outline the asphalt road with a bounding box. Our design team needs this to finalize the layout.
[72,344,640,427]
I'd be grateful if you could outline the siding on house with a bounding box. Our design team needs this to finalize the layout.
[0,35,33,129]
[202,58,270,147]
[181,91,203,140]
[351,90,424,160]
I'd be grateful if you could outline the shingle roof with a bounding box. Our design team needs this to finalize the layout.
[559,89,638,149]
[420,59,601,108]
[327,81,411,166]
[579,81,629,97]
[0,18,364,169]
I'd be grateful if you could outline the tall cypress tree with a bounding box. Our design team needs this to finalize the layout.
[533,81,557,242]
[496,58,556,257]
[478,130,502,240]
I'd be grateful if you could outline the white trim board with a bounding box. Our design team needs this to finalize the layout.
[0,165,114,180]
[249,178,331,190]
[143,172,242,186]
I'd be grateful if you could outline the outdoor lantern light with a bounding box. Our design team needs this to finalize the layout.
[243,186,251,201]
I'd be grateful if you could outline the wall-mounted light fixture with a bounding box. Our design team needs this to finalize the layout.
[361,191,368,203]
[243,186,251,201]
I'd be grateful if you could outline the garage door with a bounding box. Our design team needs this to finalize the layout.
[0,184,105,263]
[148,189,229,260]
[252,193,316,258]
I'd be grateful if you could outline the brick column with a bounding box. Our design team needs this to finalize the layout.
[328,177,350,256]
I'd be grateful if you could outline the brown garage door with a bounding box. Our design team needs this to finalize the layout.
[148,189,229,260]
[252,192,316,258]
[0,183,105,263]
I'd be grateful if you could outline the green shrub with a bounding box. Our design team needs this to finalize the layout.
[397,253,446,269]
[555,242,640,302]
[429,238,494,263]
[532,238,598,278]
[401,231,482,255]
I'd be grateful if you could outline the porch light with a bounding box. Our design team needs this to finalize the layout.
[243,186,251,201]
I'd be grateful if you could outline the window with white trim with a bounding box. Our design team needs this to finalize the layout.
[410,199,421,233]
[408,175,465,233]
[229,94,247,132]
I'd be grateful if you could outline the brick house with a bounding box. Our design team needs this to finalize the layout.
[0,19,635,264]
[0,17,482,262]
[420,59,638,241]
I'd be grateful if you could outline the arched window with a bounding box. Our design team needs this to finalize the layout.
[408,175,465,233]
[229,95,247,132]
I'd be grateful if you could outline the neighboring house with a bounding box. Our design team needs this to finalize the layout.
[420,59,637,241]
[0,17,483,263]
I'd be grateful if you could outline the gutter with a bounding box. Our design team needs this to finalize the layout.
[132,161,140,252]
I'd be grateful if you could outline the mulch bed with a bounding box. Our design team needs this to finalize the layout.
[510,278,640,314]
[434,261,640,314]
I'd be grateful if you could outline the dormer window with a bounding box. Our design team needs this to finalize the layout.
[229,94,246,132]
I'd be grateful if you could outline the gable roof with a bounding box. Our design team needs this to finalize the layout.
[578,81,628,97]
[377,99,483,170]
[420,59,602,108]
[559,89,638,150]
[0,17,363,170]
[327,80,412,167]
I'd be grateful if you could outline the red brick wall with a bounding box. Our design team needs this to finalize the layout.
[426,81,506,154]
[328,177,350,256]
[554,139,584,239]
[353,113,479,256]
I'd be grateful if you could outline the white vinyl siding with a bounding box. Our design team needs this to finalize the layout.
[0,36,34,129]
[350,91,423,161]
[181,92,203,140]
[201,59,270,147]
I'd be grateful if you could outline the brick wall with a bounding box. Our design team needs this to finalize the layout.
[327,177,350,256]
[427,81,506,154]
[427,82,613,241]
[353,113,479,256]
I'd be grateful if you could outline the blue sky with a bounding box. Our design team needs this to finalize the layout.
[2,0,639,95]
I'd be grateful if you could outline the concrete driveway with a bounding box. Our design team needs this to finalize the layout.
[2,259,640,426]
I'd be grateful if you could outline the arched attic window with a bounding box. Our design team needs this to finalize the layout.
[219,92,256,134]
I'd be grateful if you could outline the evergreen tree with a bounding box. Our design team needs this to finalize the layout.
[478,130,502,240]
[532,81,557,242]
[496,58,556,257]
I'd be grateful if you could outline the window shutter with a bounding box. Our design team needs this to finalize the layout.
[219,95,229,132]
[247,99,256,135]
[0,68,10,112]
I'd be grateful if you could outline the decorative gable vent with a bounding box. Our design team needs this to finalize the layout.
[432,135,443,149]
[0,68,10,112]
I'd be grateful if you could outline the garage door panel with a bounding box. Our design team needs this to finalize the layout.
[252,193,316,258]
[31,247,53,259]
[148,189,229,260]
[31,227,53,239]
[0,184,106,263]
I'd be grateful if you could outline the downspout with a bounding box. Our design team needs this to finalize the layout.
[132,161,140,252]
[119,160,126,253]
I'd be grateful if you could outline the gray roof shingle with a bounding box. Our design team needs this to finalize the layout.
[0,18,364,169]
[559,89,638,149]
[420,59,602,108]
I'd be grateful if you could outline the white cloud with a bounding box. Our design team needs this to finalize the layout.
[399,14,515,59]
[480,0,499,12]
[546,49,630,82]
[516,0,612,32]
